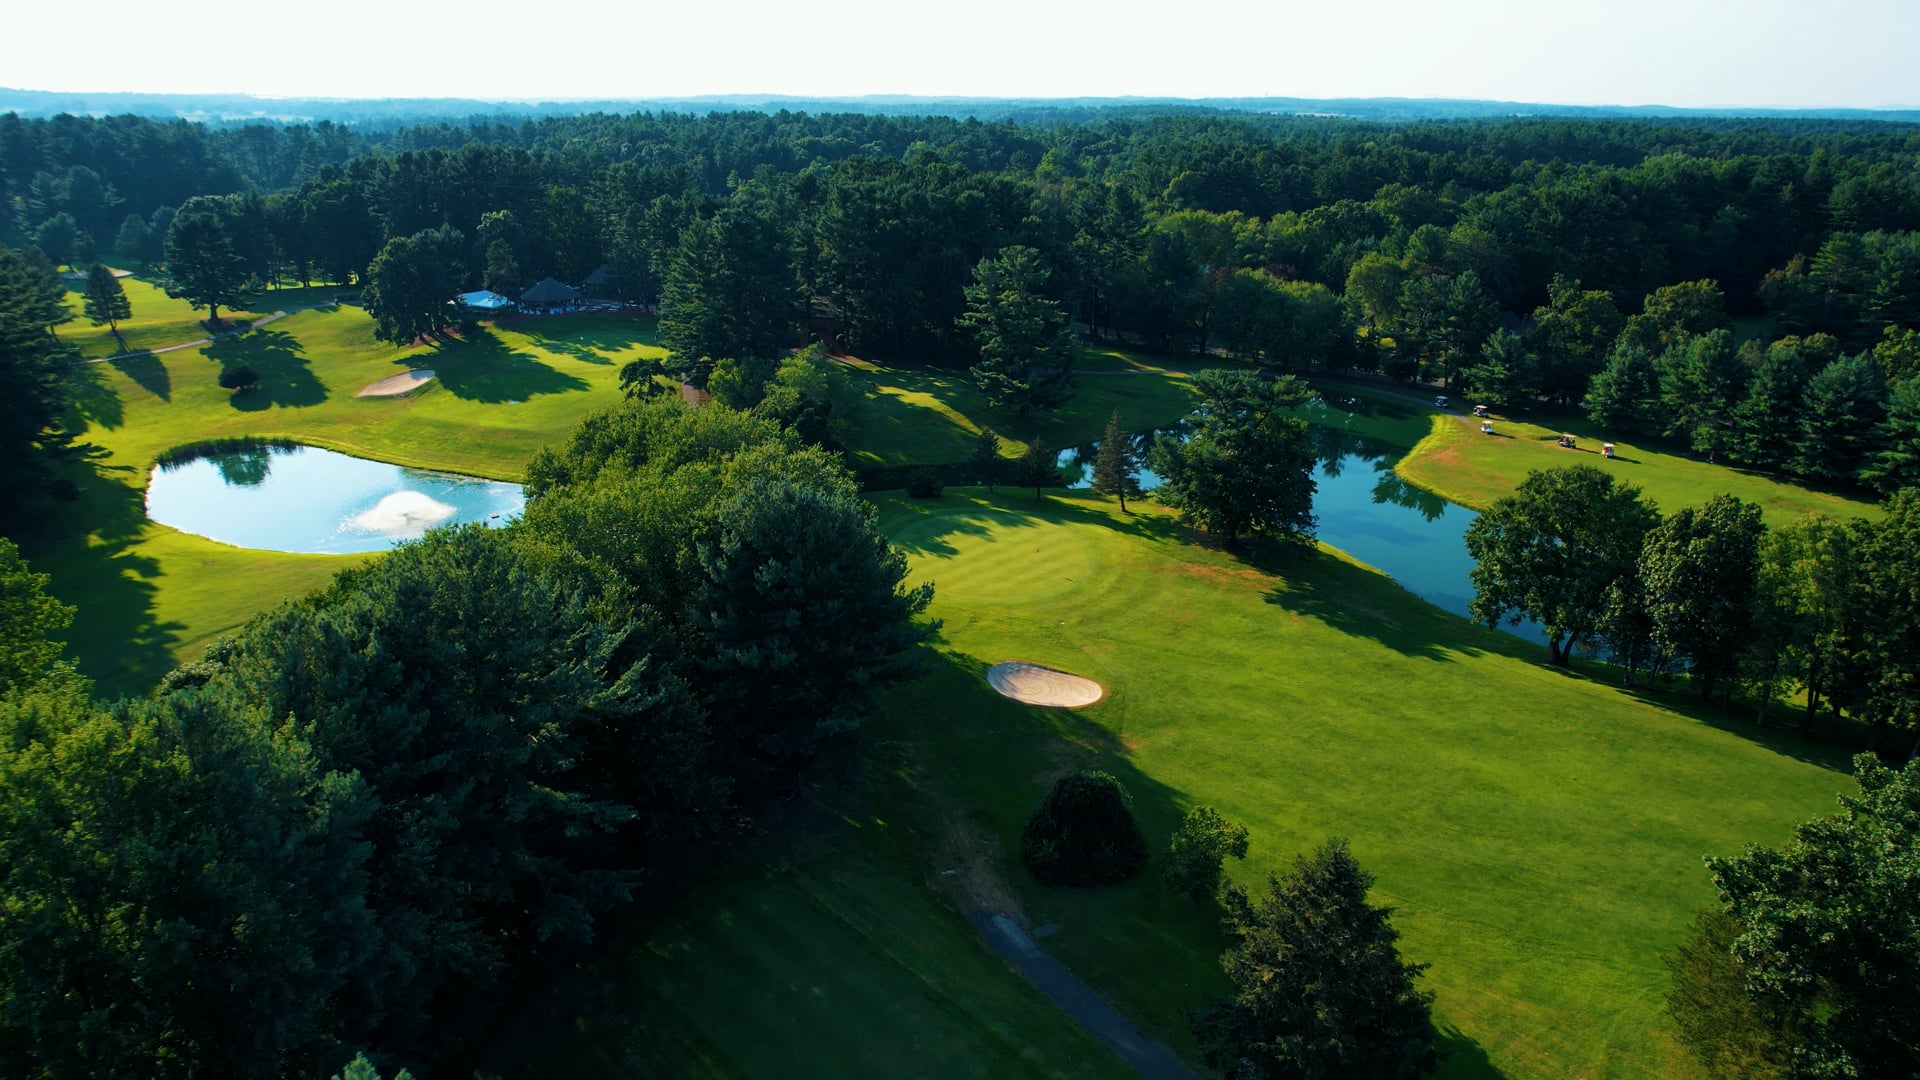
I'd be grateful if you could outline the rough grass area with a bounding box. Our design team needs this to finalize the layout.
[842,346,1237,468]
[541,821,1123,1080]
[863,489,1850,1078]
[32,306,652,695]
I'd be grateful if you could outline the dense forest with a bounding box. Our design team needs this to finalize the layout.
[7,106,1920,498]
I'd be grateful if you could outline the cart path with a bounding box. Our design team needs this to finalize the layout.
[975,912,1200,1080]
[83,302,340,364]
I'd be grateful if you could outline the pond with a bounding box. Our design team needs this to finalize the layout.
[146,442,525,554]
[1058,419,1547,644]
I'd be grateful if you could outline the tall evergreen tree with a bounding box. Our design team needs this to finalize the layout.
[959,245,1076,419]
[1862,377,1920,495]
[1090,409,1142,513]
[1017,437,1059,499]
[0,245,79,521]
[969,427,1003,492]
[1191,839,1437,1080]
[1733,337,1832,469]
[80,263,132,351]
[1584,344,1665,437]
[1793,352,1888,481]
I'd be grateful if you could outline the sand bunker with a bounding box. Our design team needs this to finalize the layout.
[356,369,435,397]
[350,491,457,536]
[987,661,1105,708]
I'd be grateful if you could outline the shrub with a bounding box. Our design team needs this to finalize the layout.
[1162,805,1251,900]
[906,469,944,499]
[218,364,261,391]
[1020,770,1147,886]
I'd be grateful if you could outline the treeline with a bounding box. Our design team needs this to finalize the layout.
[10,108,1920,490]
[1467,466,1920,751]
[0,399,933,1077]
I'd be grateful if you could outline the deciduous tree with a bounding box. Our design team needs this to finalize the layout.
[1466,465,1660,666]
[163,209,248,323]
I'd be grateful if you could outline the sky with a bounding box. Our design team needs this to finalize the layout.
[9,0,1920,109]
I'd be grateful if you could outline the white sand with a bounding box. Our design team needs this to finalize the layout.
[356,369,435,397]
[350,491,457,536]
[986,661,1105,708]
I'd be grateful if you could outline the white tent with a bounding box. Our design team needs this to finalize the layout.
[455,290,515,311]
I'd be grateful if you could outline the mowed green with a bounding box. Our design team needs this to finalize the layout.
[843,347,1233,468]
[548,829,1122,1079]
[58,273,343,359]
[34,305,651,695]
[866,489,1850,1078]
[1397,405,1879,525]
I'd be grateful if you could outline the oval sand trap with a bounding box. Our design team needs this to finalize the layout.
[987,661,1104,707]
[357,369,435,397]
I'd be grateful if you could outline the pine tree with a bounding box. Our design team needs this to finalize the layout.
[81,263,132,351]
[1191,839,1438,1079]
[1017,437,1058,499]
[1090,409,1142,513]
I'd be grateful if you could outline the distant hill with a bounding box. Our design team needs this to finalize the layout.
[3,87,1917,126]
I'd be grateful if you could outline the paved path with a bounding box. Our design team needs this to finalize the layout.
[84,302,338,364]
[975,912,1200,1080]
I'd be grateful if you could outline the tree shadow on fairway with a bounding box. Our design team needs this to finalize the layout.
[1435,1025,1508,1079]
[1259,546,1500,664]
[206,329,328,411]
[65,361,124,431]
[20,462,189,697]
[429,328,591,403]
[109,351,171,401]
[885,491,1170,558]
[1607,677,1857,774]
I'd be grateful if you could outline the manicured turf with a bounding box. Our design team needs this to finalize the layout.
[33,306,652,695]
[546,823,1124,1079]
[1396,405,1880,524]
[865,489,1851,1078]
[58,273,342,359]
[842,346,1233,468]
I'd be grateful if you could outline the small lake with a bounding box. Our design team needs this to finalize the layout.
[1058,422,1547,643]
[146,443,524,554]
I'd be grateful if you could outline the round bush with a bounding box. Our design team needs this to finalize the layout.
[1020,770,1147,886]
[906,469,944,499]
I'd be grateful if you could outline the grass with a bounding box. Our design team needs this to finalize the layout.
[860,489,1851,1078]
[1396,405,1880,525]
[842,346,1235,468]
[32,306,655,695]
[540,810,1124,1079]
[58,272,343,359]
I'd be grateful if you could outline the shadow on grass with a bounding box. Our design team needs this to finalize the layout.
[1601,675,1857,774]
[206,328,327,411]
[1436,1025,1508,1079]
[109,351,170,401]
[66,361,124,430]
[429,328,591,403]
[1255,544,1493,665]
[19,461,188,698]
[886,491,1172,558]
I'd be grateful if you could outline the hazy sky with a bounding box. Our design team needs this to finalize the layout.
[10,0,1919,108]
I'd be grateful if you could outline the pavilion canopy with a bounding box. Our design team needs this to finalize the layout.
[520,277,579,305]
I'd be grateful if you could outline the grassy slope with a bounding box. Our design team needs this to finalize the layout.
[843,346,1232,468]
[1329,383,1882,525]
[547,816,1124,1080]
[869,489,1850,1079]
[59,273,343,359]
[34,307,654,695]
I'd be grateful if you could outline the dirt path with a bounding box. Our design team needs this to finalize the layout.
[975,912,1200,1080]
[84,302,339,364]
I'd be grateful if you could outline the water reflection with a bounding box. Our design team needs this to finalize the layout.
[1058,417,1545,643]
[147,442,524,554]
